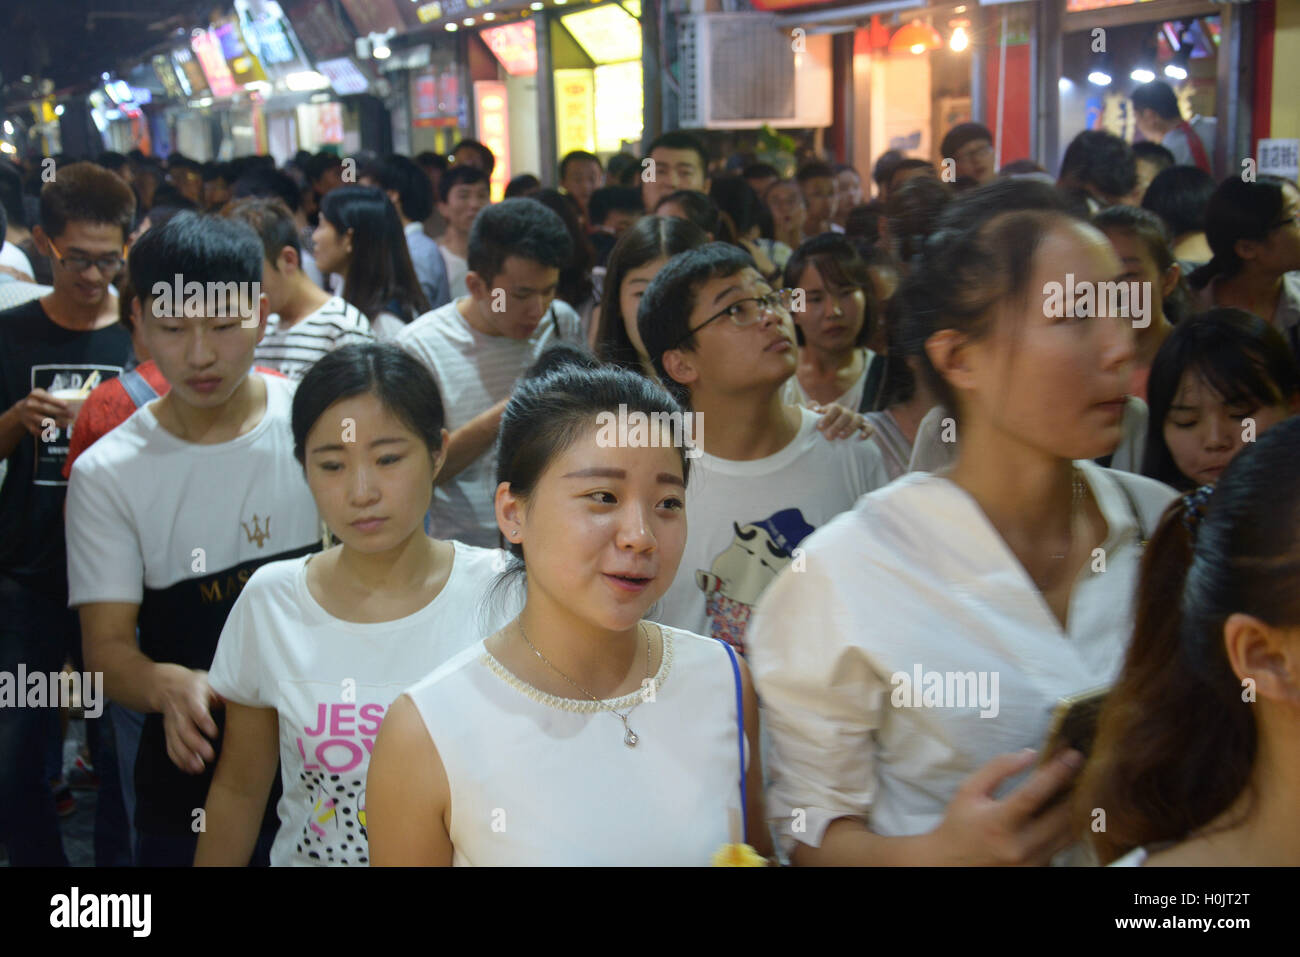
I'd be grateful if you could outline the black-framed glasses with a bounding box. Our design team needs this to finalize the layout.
[673,288,795,347]
[47,238,126,275]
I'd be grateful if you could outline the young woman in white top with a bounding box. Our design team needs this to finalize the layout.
[312,186,430,340]
[781,234,887,416]
[746,207,1180,865]
[1083,416,1300,866]
[366,346,771,865]
[197,342,515,866]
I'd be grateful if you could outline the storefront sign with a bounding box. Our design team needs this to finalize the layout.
[413,67,460,126]
[414,0,533,25]
[474,80,511,202]
[481,22,538,76]
[214,16,266,86]
[317,57,371,95]
[192,29,239,98]
[173,47,211,98]
[1258,139,1300,183]
[561,6,641,64]
[555,69,595,157]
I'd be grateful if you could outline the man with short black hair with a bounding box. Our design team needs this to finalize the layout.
[795,162,841,238]
[452,139,497,177]
[587,185,643,265]
[1131,79,1216,177]
[415,150,449,239]
[637,243,887,652]
[744,162,781,199]
[1131,141,1176,201]
[68,212,320,866]
[939,122,996,186]
[398,199,580,547]
[0,161,137,865]
[372,154,451,311]
[1058,130,1140,212]
[642,131,710,212]
[559,150,603,221]
[436,165,491,299]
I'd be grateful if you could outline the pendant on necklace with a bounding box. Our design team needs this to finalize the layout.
[624,728,639,747]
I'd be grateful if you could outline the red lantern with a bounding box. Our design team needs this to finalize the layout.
[889,20,943,55]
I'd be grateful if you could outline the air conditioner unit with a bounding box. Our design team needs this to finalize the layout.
[678,13,832,130]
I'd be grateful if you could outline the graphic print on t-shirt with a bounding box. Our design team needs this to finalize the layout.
[30,363,123,485]
[290,691,394,865]
[695,507,815,655]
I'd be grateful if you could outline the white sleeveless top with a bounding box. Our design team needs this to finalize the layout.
[405,624,747,866]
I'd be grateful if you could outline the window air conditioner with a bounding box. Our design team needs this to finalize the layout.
[677,13,832,130]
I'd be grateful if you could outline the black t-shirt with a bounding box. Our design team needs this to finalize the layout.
[0,297,132,601]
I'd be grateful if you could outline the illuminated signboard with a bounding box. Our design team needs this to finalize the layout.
[215,15,268,85]
[192,29,238,98]
[172,46,210,97]
[594,60,642,155]
[235,0,311,78]
[474,80,510,202]
[153,54,185,100]
[413,67,460,127]
[555,69,595,157]
[317,57,371,95]
[480,21,538,76]
[1066,0,1155,10]
[415,0,528,25]
[560,5,641,65]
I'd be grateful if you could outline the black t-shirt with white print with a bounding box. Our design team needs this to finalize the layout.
[0,296,132,601]
[66,373,321,838]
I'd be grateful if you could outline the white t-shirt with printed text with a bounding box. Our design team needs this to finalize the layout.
[207,541,520,866]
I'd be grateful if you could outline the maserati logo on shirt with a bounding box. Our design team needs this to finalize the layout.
[241,515,271,548]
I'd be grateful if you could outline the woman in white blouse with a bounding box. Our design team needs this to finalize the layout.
[366,347,771,865]
[747,207,1179,865]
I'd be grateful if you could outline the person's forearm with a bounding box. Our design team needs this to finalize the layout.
[194,781,268,866]
[0,404,27,462]
[435,405,504,486]
[790,817,939,866]
[85,637,180,715]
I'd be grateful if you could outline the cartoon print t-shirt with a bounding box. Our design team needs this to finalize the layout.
[207,542,520,866]
[655,406,890,654]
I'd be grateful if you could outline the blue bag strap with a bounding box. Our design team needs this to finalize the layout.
[118,368,159,409]
[716,638,747,840]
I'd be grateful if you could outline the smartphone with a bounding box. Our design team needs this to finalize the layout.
[1039,686,1110,765]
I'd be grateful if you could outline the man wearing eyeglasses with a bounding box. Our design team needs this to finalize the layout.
[940,123,997,187]
[0,162,137,865]
[637,243,889,654]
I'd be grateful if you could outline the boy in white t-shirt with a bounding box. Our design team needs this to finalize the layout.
[226,197,372,380]
[399,198,582,547]
[639,242,889,653]
[66,213,321,866]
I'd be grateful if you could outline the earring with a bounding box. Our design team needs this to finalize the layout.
[510,528,520,539]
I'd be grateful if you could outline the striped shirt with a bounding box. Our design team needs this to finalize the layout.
[254,296,373,380]
[397,297,582,547]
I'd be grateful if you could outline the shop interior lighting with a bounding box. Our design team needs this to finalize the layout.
[889,20,942,56]
[530,2,544,8]
[949,20,969,53]
[445,22,458,31]
[483,12,495,20]
[1087,50,1113,86]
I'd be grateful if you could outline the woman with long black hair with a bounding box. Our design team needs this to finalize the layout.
[312,185,430,339]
